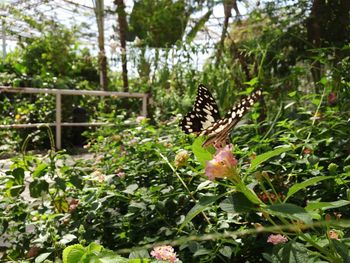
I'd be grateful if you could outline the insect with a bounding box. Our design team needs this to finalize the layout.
[180,84,262,147]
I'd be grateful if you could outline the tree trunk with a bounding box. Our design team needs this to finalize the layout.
[94,0,108,90]
[114,0,129,92]
[216,0,239,64]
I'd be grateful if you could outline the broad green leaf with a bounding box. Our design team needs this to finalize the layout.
[7,184,25,197]
[80,253,101,263]
[12,168,25,185]
[32,163,48,178]
[98,250,129,263]
[192,137,214,166]
[269,241,317,263]
[244,77,259,87]
[128,249,149,259]
[236,183,262,205]
[62,244,85,263]
[248,146,291,172]
[220,193,256,213]
[219,246,232,258]
[332,240,350,262]
[180,194,226,230]
[265,203,312,225]
[305,200,350,211]
[29,179,49,198]
[123,184,138,194]
[286,176,331,201]
[53,196,69,213]
[34,252,51,263]
[288,91,297,97]
[193,248,211,257]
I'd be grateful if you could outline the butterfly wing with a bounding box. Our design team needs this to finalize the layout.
[201,89,262,147]
[180,84,220,134]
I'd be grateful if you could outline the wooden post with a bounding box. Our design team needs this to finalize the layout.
[142,94,148,117]
[56,92,62,149]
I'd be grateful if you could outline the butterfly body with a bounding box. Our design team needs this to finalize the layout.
[180,84,262,147]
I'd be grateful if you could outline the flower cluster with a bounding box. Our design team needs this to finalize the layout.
[205,145,239,182]
[174,150,190,168]
[150,245,178,263]
[328,230,340,240]
[267,234,288,245]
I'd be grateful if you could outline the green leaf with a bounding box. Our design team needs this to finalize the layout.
[193,248,211,257]
[219,246,232,258]
[7,184,25,197]
[59,234,77,245]
[12,168,25,185]
[98,250,130,263]
[32,163,48,178]
[265,203,312,225]
[128,249,149,259]
[219,192,256,213]
[288,91,297,97]
[186,10,212,43]
[62,244,85,263]
[180,194,226,230]
[29,179,49,198]
[269,241,317,263]
[128,260,150,263]
[286,176,332,201]
[248,146,291,172]
[34,252,51,263]
[70,174,83,189]
[192,137,215,166]
[332,239,350,262]
[80,253,101,263]
[86,242,103,253]
[244,77,259,87]
[305,200,350,211]
[236,183,262,205]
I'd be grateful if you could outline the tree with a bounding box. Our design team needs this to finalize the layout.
[114,0,129,92]
[92,0,108,90]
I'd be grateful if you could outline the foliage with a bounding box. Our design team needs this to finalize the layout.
[1,90,350,261]
[1,0,350,262]
[129,0,188,47]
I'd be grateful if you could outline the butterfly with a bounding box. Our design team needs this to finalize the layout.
[180,84,262,147]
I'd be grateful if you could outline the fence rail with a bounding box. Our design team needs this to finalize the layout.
[0,86,148,149]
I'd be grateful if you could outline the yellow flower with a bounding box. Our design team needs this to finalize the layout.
[174,150,190,168]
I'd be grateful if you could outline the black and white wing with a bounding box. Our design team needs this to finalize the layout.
[180,84,220,134]
[200,89,262,147]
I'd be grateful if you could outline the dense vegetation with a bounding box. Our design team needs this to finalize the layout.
[0,0,350,262]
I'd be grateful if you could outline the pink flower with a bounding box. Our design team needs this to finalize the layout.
[328,230,340,240]
[136,116,147,123]
[115,168,125,178]
[267,234,288,245]
[328,92,337,105]
[150,245,178,263]
[205,145,238,181]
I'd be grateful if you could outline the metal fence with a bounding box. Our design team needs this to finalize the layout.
[0,86,149,149]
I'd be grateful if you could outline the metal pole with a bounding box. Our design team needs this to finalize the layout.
[142,94,148,117]
[2,20,6,60]
[56,93,62,149]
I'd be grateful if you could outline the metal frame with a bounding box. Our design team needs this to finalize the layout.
[0,86,148,149]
